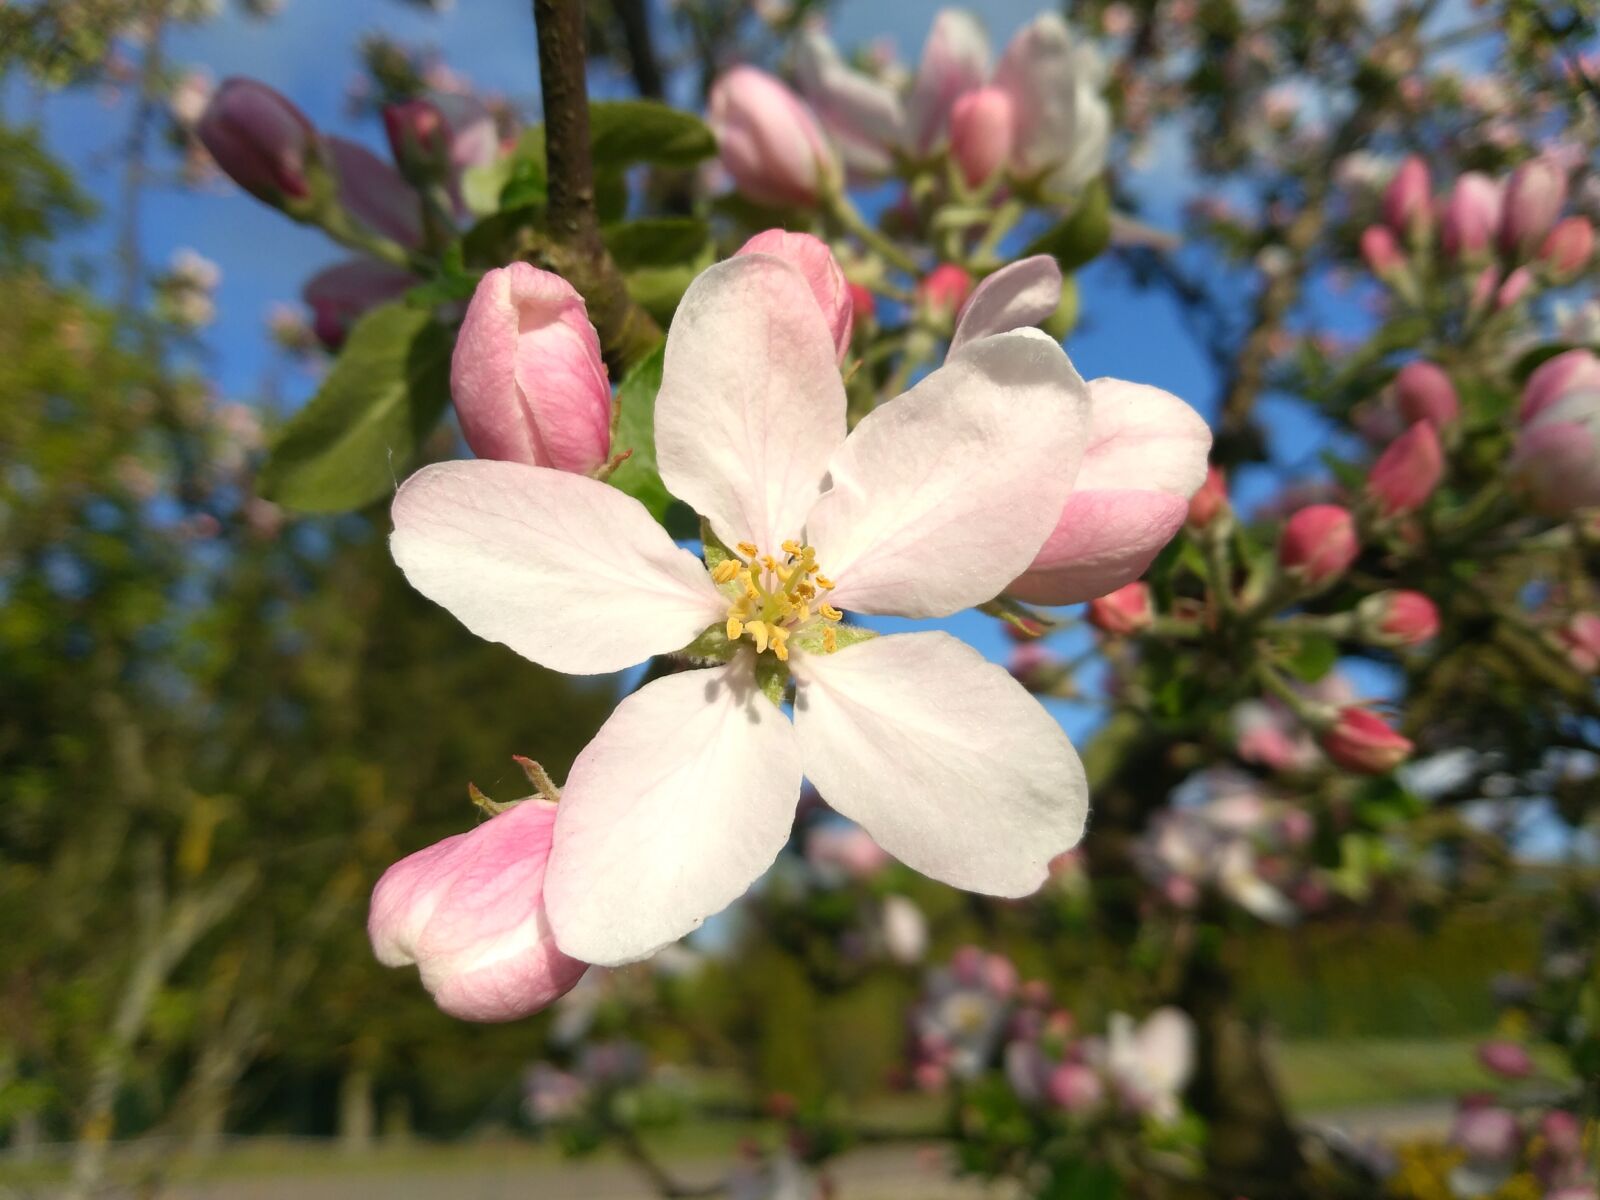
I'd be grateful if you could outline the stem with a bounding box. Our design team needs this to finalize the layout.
[826,188,919,275]
[970,198,1024,269]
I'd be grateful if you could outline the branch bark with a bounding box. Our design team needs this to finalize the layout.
[531,0,662,373]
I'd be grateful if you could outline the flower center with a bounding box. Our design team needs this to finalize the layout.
[712,540,842,661]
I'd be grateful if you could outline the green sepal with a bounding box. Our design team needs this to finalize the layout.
[674,624,738,664]
[790,622,878,656]
[754,655,790,708]
[702,520,735,572]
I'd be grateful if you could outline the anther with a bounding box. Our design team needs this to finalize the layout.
[737,541,760,558]
[712,559,740,584]
[747,621,770,653]
[819,603,843,622]
[726,617,744,641]
[822,627,838,653]
[815,575,835,590]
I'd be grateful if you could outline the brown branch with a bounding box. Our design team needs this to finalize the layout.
[530,0,662,373]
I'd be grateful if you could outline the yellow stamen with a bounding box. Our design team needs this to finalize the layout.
[713,540,841,663]
[819,603,843,622]
[747,620,770,653]
[712,559,740,584]
[781,540,802,556]
[822,627,838,653]
[815,575,835,590]
[769,627,790,662]
[737,541,760,558]
[726,617,744,641]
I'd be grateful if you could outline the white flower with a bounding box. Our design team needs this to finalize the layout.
[391,253,1092,966]
[1101,1007,1195,1123]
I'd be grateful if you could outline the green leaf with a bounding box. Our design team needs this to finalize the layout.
[499,127,548,210]
[602,218,711,270]
[606,342,677,525]
[257,303,452,513]
[1024,178,1112,271]
[1283,633,1339,682]
[589,101,717,169]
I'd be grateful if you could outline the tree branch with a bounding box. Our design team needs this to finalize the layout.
[530,0,662,372]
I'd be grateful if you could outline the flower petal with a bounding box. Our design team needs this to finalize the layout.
[794,29,906,176]
[656,255,848,551]
[949,255,1063,354]
[1006,489,1189,606]
[993,15,1109,193]
[390,460,724,675]
[805,329,1089,617]
[907,8,992,154]
[1074,378,1212,494]
[544,659,802,965]
[793,631,1087,896]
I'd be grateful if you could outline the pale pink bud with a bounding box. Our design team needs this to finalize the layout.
[1476,1040,1533,1079]
[197,77,316,205]
[1367,421,1443,517]
[1496,265,1532,310]
[1539,1110,1583,1158]
[1394,361,1459,428]
[1087,582,1153,636]
[1382,155,1432,242]
[1469,264,1500,316]
[1499,158,1568,258]
[803,822,890,880]
[1540,216,1594,279]
[984,953,1020,999]
[1278,505,1358,584]
[382,98,452,182]
[368,800,589,1022]
[907,8,992,154]
[450,263,611,474]
[1558,614,1600,673]
[1279,809,1315,848]
[302,258,417,350]
[1045,1062,1104,1112]
[1319,708,1412,774]
[1513,376,1600,515]
[948,86,1015,188]
[1521,349,1600,422]
[707,66,835,208]
[1450,1105,1519,1162]
[1359,224,1405,280]
[735,230,853,360]
[1440,172,1503,260]
[919,264,974,322]
[1187,465,1228,528]
[327,136,424,248]
[1358,590,1439,646]
[949,945,987,987]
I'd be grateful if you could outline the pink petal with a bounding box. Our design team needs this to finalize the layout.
[907,9,992,153]
[544,659,802,965]
[389,460,724,675]
[1007,489,1189,606]
[1074,378,1212,494]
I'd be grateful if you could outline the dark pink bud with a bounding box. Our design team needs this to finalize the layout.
[848,281,877,325]
[1558,614,1600,674]
[1393,361,1459,428]
[1187,465,1228,528]
[1539,216,1594,279]
[302,258,417,350]
[1278,505,1358,584]
[1319,708,1412,774]
[919,264,974,322]
[1367,421,1443,517]
[1359,224,1405,280]
[1499,157,1568,258]
[1087,582,1153,636]
[197,77,317,205]
[1496,265,1532,310]
[1358,590,1439,646]
[1382,155,1432,241]
[383,98,452,181]
[1475,1040,1533,1080]
[1045,1062,1104,1112]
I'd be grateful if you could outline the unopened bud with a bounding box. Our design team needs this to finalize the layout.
[1319,707,1412,774]
[1539,216,1593,280]
[1440,172,1502,262]
[948,86,1015,188]
[1357,590,1439,646]
[736,230,854,361]
[1382,154,1432,243]
[1367,421,1443,518]
[1393,361,1459,428]
[383,98,452,184]
[1187,465,1228,528]
[707,66,835,208]
[1499,157,1567,259]
[1087,582,1152,636]
[1278,505,1358,585]
[919,264,974,326]
[197,77,317,206]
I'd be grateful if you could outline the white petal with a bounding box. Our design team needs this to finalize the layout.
[994,15,1108,193]
[656,255,847,552]
[949,255,1063,354]
[1133,1008,1196,1095]
[390,460,724,675]
[805,329,1089,617]
[907,8,992,154]
[794,29,906,176]
[1075,378,1212,494]
[544,659,802,965]
[793,631,1087,896]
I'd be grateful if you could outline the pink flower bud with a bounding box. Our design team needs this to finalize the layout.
[1475,1040,1534,1079]
[1496,265,1532,310]
[1382,154,1432,242]
[848,281,877,326]
[1046,1062,1105,1113]
[735,230,853,361]
[1319,708,1412,774]
[197,77,316,205]
[1539,1110,1583,1158]
[919,264,974,322]
[803,822,890,880]
[1450,1105,1520,1163]
[1278,505,1358,585]
[1367,421,1443,517]
[1557,614,1600,674]
[327,136,424,249]
[949,86,1016,188]
[450,263,611,474]
[1358,590,1440,646]
[1469,264,1499,315]
[707,66,835,208]
[1187,465,1228,528]
[1499,158,1568,258]
[302,258,417,350]
[368,800,589,1022]
[949,945,986,986]
[1087,582,1153,636]
[382,98,452,182]
[1521,349,1600,422]
[1359,224,1406,281]
[1541,216,1595,279]
[984,953,1020,998]
[1393,361,1459,428]
[1440,172,1502,261]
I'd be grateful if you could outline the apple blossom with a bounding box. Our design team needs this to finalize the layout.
[198,77,317,205]
[1512,364,1600,515]
[948,254,1062,354]
[907,8,991,153]
[1520,349,1600,422]
[881,894,929,964]
[1382,154,1432,242]
[993,13,1110,194]
[327,136,424,248]
[1278,505,1357,585]
[735,230,853,360]
[792,29,906,177]
[1476,1039,1534,1079]
[390,251,1093,966]
[708,67,836,208]
[368,798,588,1022]
[449,263,611,474]
[1099,1008,1195,1123]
